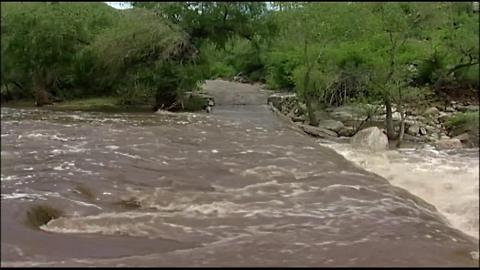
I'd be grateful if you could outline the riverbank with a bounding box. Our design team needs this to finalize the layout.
[1,97,154,113]
[267,92,479,149]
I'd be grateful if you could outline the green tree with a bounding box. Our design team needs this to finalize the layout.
[1,2,118,105]
[90,8,200,109]
[366,2,433,141]
[132,2,272,48]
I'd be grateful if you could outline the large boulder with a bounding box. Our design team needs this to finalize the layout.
[317,119,344,132]
[298,124,338,138]
[392,112,402,121]
[453,133,470,144]
[350,127,389,151]
[435,138,463,150]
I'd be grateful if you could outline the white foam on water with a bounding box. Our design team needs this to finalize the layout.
[113,151,141,159]
[322,184,362,191]
[50,135,69,142]
[24,133,47,138]
[1,192,46,200]
[1,175,20,182]
[53,161,75,171]
[320,142,480,239]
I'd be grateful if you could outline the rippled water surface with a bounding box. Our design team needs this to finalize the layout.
[1,104,479,267]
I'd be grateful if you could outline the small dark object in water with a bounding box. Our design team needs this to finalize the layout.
[26,204,63,229]
[115,197,142,210]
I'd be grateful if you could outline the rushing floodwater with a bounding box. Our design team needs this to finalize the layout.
[1,105,479,267]
[319,142,479,240]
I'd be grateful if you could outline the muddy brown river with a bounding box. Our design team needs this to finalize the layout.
[1,80,479,267]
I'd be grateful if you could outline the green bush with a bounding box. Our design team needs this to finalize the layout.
[264,51,301,90]
[182,95,207,111]
[446,112,479,147]
[446,112,479,135]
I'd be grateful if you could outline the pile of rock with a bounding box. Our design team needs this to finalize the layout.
[233,73,250,84]
[267,93,305,122]
[268,92,479,150]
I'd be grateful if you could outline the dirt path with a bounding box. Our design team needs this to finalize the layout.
[202,79,271,106]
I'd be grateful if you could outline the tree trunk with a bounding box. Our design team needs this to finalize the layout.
[384,95,395,139]
[303,66,318,126]
[33,72,50,107]
[305,93,318,126]
[396,108,406,148]
[1,83,11,103]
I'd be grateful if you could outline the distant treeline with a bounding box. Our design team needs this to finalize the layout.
[1,2,478,115]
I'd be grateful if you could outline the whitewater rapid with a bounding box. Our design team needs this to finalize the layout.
[320,142,479,240]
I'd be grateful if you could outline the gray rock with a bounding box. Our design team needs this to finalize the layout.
[423,107,440,116]
[453,133,470,143]
[424,125,437,134]
[350,127,389,151]
[291,115,306,122]
[435,138,463,150]
[457,105,479,112]
[392,112,402,121]
[298,103,307,113]
[371,111,402,122]
[445,107,456,113]
[330,105,367,122]
[438,112,451,123]
[317,119,344,132]
[419,127,427,135]
[407,125,420,136]
[298,124,338,138]
[440,134,451,140]
[338,126,356,137]
[267,93,297,110]
[403,133,428,142]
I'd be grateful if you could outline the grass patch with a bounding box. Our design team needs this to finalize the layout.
[2,97,153,113]
[25,204,64,229]
[446,112,479,135]
[446,112,479,146]
[1,99,36,107]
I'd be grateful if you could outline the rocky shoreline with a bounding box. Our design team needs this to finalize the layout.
[267,92,479,150]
